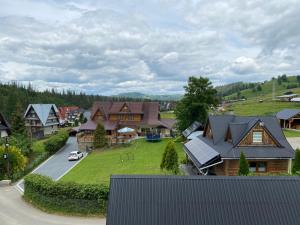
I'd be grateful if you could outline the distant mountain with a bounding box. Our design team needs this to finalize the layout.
[115,92,182,101]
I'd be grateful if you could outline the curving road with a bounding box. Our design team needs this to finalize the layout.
[17,137,86,192]
[0,186,106,225]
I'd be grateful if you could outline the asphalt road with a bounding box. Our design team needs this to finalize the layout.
[0,186,106,225]
[17,137,86,192]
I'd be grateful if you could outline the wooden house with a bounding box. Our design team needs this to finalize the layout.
[77,102,176,150]
[24,104,59,139]
[184,115,294,175]
[276,109,300,129]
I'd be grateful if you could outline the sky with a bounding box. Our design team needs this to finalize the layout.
[0,0,300,95]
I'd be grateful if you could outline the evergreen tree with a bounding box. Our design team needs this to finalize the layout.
[175,76,218,132]
[160,141,179,174]
[11,102,26,135]
[292,149,300,174]
[238,152,249,176]
[93,123,107,149]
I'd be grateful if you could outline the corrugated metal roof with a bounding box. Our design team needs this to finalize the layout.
[107,175,300,225]
[276,109,300,120]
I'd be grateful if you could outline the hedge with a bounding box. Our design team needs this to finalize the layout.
[24,174,109,215]
[44,130,69,154]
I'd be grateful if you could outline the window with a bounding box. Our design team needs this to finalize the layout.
[249,162,267,173]
[253,131,263,143]
[128,115,134,121]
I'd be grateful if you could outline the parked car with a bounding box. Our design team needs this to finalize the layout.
[68,151,83,161]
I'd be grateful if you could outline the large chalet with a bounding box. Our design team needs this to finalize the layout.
[24,104,60,138]
[184,115,295,175]
[77,101,175,149]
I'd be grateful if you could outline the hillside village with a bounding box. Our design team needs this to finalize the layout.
[1,75,300,224]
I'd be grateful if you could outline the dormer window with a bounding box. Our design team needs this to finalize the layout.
[253,131,263,143]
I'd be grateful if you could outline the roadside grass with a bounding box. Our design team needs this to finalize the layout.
[227,99,300,116]
[161,111,176,119]
[61,138,184,184]
[283,129,300,138]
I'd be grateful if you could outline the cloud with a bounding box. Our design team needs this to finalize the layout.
[0,0,300,95]
[229,57,260,74]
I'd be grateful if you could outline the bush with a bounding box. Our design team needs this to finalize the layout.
[11,151,49,182]
[160,141,179,174]
[292,149,300,174]
[24,174,109,215]
[0,145,27,180]
[238,152,249,176]
[44,131,69,154]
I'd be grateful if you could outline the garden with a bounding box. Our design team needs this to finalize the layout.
[61,138,185,184]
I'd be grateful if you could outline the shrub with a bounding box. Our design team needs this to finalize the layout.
[160,141,179,174]
[44,131,69,155]
[0,145,27,180]
[292,149,300,174]
[238,152,249,176]
[93,123,107,149]
[24,174,109,215]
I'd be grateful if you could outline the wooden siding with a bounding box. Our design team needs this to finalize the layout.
[109,114,142,122]
[93,110,105,123]
[213,159,289,176]
[238,123,278,147]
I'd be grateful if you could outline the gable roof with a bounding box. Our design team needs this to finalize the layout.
[107,175,300,225]
[58,106,80,119]
[276,109,300,120]
[186,115,294,161]
[24,104,59,126]
[0,112,11,134]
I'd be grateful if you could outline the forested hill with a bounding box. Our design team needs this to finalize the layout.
[0,82,145,121]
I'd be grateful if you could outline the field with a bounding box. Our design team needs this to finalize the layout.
[227,99,300,116]
[160,111,176,119]
[61,139,184,184]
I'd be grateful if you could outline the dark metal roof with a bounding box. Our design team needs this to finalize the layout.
[276,109,300,120]
[107,175,300,225]
[184,138,220,168]
[184,115,294,160]
[0,112,11,134]
[182,121,202,137]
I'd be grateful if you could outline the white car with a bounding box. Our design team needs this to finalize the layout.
[68,151,84,161]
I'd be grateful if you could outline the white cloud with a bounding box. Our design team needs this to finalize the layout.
[0,0,300,94]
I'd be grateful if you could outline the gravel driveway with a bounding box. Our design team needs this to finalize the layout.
[0,186,105,225]
[17,137,86,192]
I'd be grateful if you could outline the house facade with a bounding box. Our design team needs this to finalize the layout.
[58,106,82,126]
[0,113,11,138]
[184,115,294,176]
[276,109,300,129]
[24,104,60,138]
[77,101,175,150]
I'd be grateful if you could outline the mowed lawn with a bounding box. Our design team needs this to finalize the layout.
[61,139,185,184]
[283,129,300,138]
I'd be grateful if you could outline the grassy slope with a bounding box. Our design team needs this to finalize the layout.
[226,76,300,116]
[61,139,184,184]
[160,111,176,119]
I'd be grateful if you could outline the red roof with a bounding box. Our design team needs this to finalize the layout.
[58,106,80,119]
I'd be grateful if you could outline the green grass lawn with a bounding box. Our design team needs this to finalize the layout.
[283,129,300,138]
[227,99,300,116]
[160,111,176,119]
[61,139,185,184]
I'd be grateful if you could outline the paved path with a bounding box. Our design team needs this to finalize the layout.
[287,137,300,150]
[0,186,105,225]
[17,137,86,192]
